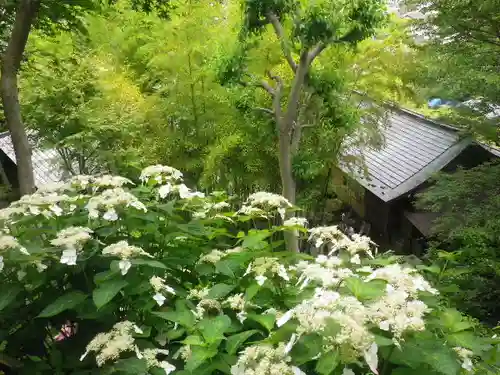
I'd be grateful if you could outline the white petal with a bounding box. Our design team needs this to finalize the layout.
[103,208,119,221]
[19,246,30,256]
[119,259,132,275]
[0,256,4,272]
[159,183,172,198]
[244,263,252,276]
[153,293,166,306]
[291,366,307,375]
[342,368,355,375]
[164,285,176,295]
[351,254,361,264]
[364,342,379,375]
[50,204,63,216]
[236,311,247,324]
[277,207,286,219]
[80,350,89,361]
[379,321,390,331]
[133,325,143,334]
[284,333,298,354]
[278,265,289,281]
[134,345,143,358]
[159,361,176,374]
[255,275,267,286]
[277,310,293,327]
[60,249,77,265]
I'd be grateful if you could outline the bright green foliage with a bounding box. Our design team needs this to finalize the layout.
[0,165,497,374]
[409,0,500,143]
[417,162,500,326]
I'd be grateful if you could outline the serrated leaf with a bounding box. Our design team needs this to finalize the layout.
[198,315,232,344]
[38,291,87,318]
[315,350,339,375]
[225,330,261,355]
[152,310,196,327]
[182,335,205,345]
[207,284,236,299]
[0,286,22,312]
[185,345,218,372]
[131,259,167,269]
[291,334,323,365]
[113,357,148,373]
[215,260,236,278]
[93,279,128,309]
[344,278,386,301]
[247,313,276,332]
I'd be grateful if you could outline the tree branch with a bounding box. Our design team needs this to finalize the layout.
[266,11,298,73]
[254,107,274,116]
[258,79,275,96]
[307,42,327,65]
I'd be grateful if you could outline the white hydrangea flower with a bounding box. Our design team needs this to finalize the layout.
[0,256,3,272]
[34,261,48,273]
[153,293,167,306]
[102,241,153,275]
[225,293,246,311]
[158,183,172,198]
[199,249,225,264]
[80,321,140,366]
[175,184,205,199]
[150,276,175,305]
[93,175,133,189]
[342,368,355,375]
[255,275,267,286]
[0,234,29,255]
[118,259,132,275]
[231,343,298,375]
[453,347,474,372]
[61,249,78,266]
[283,217,308,228]
[363,342,379,374]
[236,311,247,324]
[140,165,183,184]
[86,188,146,220]
[246,192,292,209]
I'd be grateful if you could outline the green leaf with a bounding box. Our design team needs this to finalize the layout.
[94,270,119,284]
[374,334,394,347]
[152,310,196,328]
[247,313,276,332]
[166,328,186,340]
[244,283,260,300]
[448,332,491,352]
[315,350,339,375]
[38,291,88,318]
[225,330,261,355]
[130,259,167,269]
[113,357,148,373]
[198,315,232,344]
[207,284,236,299]
[0,286,22,312]
[344,278,386,301]
[291,334,323,365]
[185,345,218,372]
[242,230,271,250]
[92,279,128,309]
[182,335,205,346]
[215,260,236,278]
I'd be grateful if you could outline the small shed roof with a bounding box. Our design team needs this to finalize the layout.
[341,109,472,202]
[0,131,64,186]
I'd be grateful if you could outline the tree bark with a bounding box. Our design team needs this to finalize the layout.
[0,0,40,196]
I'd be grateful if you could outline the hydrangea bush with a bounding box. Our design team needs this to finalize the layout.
[0,165,497,375]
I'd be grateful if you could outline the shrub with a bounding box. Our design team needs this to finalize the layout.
[0,165,497,375]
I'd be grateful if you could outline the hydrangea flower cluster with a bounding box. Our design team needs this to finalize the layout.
[239,192,292,219]
[80,321,176,374]
[50,226,93,266]
[198,247,243,264]
[308,226,374,258]
[140,165,183,185]
[80,321,143,366]
[283,217,308,228]
[230,344,305,375]
[102,240,153,275]
[0,234,30,272]
[244,257,289,285]
[86,188,147,221]
[149,276,176,306]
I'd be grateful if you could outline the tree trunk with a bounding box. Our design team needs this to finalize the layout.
[0,0,40,196]
[277,53,311,253]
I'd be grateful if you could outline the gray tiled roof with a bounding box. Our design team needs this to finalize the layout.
[341,109,472,202]
[0,131,64,186]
